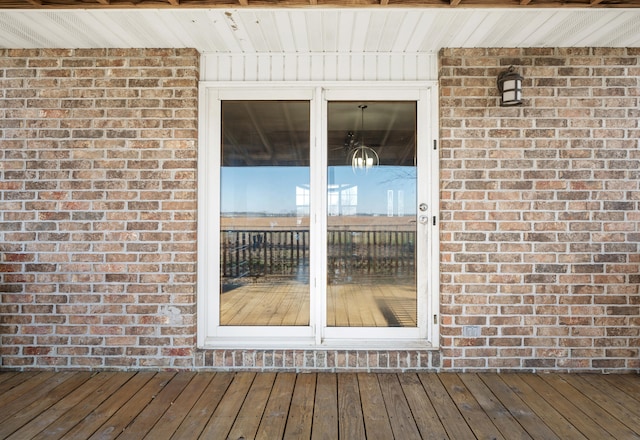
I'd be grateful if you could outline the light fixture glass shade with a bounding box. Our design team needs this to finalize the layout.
[350,144,379,174]
[497,67,523,107]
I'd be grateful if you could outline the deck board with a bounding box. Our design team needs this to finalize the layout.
[0,372,80,429]
[0,371,60,419]
[499,373,588,440]
[199,371,256,439]
[282,373,315,440]
[398,373,450,440]
[256,372,296,440]
[120,372,196,439]
[0,371,36,393]
[87,371,176,440]
[227,372,275,440]
[539,374,639,440]
[337,373,366,440]
[458,373,531,440]
[518,374,614,440]
[358,373,394,440]
[0,371,637,439]
[4,372,106,440]
[311,373,338,440]
[61,371,155,439]
[378,373,422,439]
[1,373,90,439]
[418,372,477,439]
[439,373,506,440]
[31,372,136,440]
[143,372,213,440]
[478,373,560,440]
[610,373,640,396]
[560,374,640,434]
[170,372,233,439]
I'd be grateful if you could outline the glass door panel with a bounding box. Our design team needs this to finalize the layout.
[326,102,417,327]
[220,101,310,326]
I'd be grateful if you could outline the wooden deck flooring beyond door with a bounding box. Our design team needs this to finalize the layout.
[220,281,416,327]
[0,371,639,439]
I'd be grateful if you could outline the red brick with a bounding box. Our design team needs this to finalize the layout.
[440,48,639,372]
[1,47,638,373]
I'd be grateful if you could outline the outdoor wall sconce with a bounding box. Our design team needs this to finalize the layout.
[497,66,523,107]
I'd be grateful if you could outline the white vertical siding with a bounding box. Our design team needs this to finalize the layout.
[200,52,438,82]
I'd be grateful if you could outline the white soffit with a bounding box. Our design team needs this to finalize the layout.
[0,9,639,52]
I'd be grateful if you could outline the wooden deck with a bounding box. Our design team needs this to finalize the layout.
[1,371,639,439]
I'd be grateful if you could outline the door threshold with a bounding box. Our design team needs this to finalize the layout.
[201,338,435,351]
[320,339,435,350]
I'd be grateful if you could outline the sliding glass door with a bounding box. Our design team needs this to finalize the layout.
[220,100,311,327]
[200,86,435,346]
[326,101,417,329]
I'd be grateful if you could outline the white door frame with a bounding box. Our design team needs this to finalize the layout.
[197,81,439,349]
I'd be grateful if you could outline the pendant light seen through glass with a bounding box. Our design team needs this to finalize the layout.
[349,105,379,174]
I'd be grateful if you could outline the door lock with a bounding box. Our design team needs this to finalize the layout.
[419,203,428,212]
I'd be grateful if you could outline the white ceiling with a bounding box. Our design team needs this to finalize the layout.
[0,8,639,53]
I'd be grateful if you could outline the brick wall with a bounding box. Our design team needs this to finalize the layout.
[0,48,200,369]
[1,47,638,372]
[440,48,640,372]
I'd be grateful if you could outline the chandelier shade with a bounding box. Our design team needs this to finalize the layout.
[350,144,379,173]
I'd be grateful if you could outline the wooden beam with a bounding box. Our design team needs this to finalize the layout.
[9,0,640,9]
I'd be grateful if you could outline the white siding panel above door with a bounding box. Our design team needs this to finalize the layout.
[270,54,286,81]
[363,54,378,81]
[201,53,438,82]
